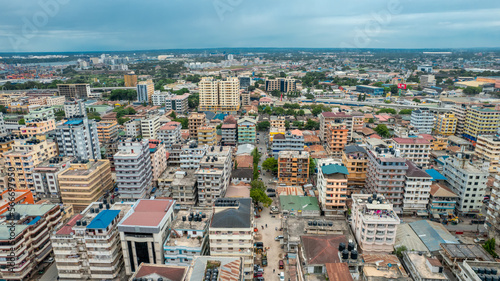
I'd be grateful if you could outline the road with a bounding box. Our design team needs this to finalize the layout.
[32,262,58,281]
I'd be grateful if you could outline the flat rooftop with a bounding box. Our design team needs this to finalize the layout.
[172,209,212,231]
[59,160,107,177]
[405,253,446,280]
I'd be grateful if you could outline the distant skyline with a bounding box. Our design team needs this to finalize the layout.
[1,0,499,52]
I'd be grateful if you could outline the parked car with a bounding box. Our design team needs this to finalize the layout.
[280,272,285,281]
[268,193,276,198]
[279,260,284,269]
[266,188,275,192]
[275,235,284,241]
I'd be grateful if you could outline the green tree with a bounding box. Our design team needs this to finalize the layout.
[262,157,278,174]
[304,119,319,130]
[173,117,189,129]
[376,108,397,114]
[169,111,177,119]
[399,109,413,115]
[374,124,392,138]
[270,89,281,97]
[117,117,130,125]
[127,107,137,115]
[372,82,384,87]
[251,148,261,165]
[257,121,270,131]
[285,120,290,130]
[0,105,7,113]
[250,180,266,190]
[305,94,315,100]
[309,157,316,175]
[368,118,374,123]
[18,118,25,125]
[234,160,238,169]
[250,186,272,207]
[298,109,305,116]
[464,86,482,95]
[394,246,407,258]
[312,107,322,116]
[279,71,286,78]
[413,98,421,103]
[483,238,498,258]
[188,93,199,109]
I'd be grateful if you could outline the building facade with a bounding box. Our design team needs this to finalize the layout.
[317,159,348,216]
[341,145,368,191]
[196,152,232,207]
[188,112,206,138]
[157,121,182,149]
[392,138,431,168]
[54,117,101,160]
[403,161,432,215]
[58,84,91,99]
[475,135,500,174]
[326,122,348,157]
[410,108,435,134]
[237,117,256,144]
[265,78,297,93]
[278,150,310,186]
[434,113,457,135]
[199,77,240,113]
[271,130,305,158]
[197,126,217,146]
[64,99,86,118]
[33,156,73,203]
[137,80,155,104]
[463,107,500,144]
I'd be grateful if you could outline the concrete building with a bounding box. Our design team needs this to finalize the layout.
[199,77,240,113]
[163,208,212,266]
[96,120,118,144]
[0,190,35,215]
[410,108,435,134]
[319,112,353,143]
[237,116,256,144]
[341,145,368,191]
[442,152,488,215]
[152,92,190,114]
[140,115,161,140]
[392,137,431,168]
[402,252,446,281]
[351,194,400,253]
[118,199,176,275]
[54,117,101,160]
[362,254,410,281]
[196,152,232,207]
[45,96,66,106]
[463,107,500,144]
[487,171,500,246]
[33,156,73,203]
[197,126,217,146]
[186,256,242,281]
[57,84,91,99]
[271,130,305,158]
[149,139,167,187]
[170,170,198,207]
[188,112,206,138]
[0,112,5,135]
[317,159,348,216]
[270,115,286,131]
[0,204,62,280]
[355,85,384,96]
[124,73,138,87]
[137,80,155,104]
[429,183,458,217]
[180,142,208,170]
[51,201,133,280]
[114,138,153,200]
[58,159,113,212]
[158,121,182,149]
[221,123,238,146]
[326,122,348,157]
[125,119,141,137]
[365,145,408,213]
[420,74,436,87]
[24,107,55,121]
[63,99,86,118]
[19,118,56,137]
[434,113,457,136]
[278,150,310,186]
[265,78,297,93]
[452,104,468,136]
[4,138,57,192]
[475,135,500,174]
[403,160,432,215]
[209,198,254,279]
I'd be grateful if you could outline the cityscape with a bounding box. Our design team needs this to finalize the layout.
[1,1,500,281]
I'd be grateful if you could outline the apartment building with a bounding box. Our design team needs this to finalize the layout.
[51,201,133,280]
[319,112,353,143]
[57,83,91,99]
[152,92,190,114]
[149,140,167,187]
[351,111,365,132]
[19,118,56,137]
[452,104,468,136]
[199,77,240,113]
[410,108,435,134]
[209,198,254,279]
[4,138,57,192]
[351,194,400,254]
[0,204,62,280]
[326,122,348,157]
[221,123,238,146]
[433,136,448,150]
[0,112,5,135]
[342,145,368,191]
[316,159,348,216]
[434,113,457,135]
[118,199,176,275]
[237,116,256,144]
[164,208,212,265]
[0,135,14,157]
[463,107,500,144]
[137,80,155,104]
[271,130,305,158]
[124,73,138,87]
[125,119,141,137]
[55,117,100,159]
[196,153,232,207]
[140,115,161,139]
[278,150,310,186]
[24,107,55,121]
[158,121,182,149]
[46,96,66,106]
[198,126,217,146]
[365,145,408,213]
[114,138,153,200]
[265,78,297,93]
[96,120,118,144]
[33,156,73,203]
[442,153,488,215]
[170,170,198,207]
[63,99,86,118]
[429,183,458,217]
[475,135,500,174]
[486,172,500,244]
[188,112,206,138]
[403,160,432,215]
[180,142,208,170]
[58,159,113,212]
[392,137,431,168]
[270,115,286,131]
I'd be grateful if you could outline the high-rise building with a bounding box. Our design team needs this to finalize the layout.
[96,120,118,144]
[152,92,189,114]
[271,130,304,158]
[157,121,182,149]
[125,119,141,137]
[403,160,432,215]
[58,159,113,212]
[114,138,153,200]
[137,80,155,104]
[316,159,348,216]
[57,84,91,99]
[33,156,73,203]
[351,194,400,254]
[149,140,167,187]
[341,145,368,191]
[199,77,240,113]
[188,112,206,138]
[442,152,488,215]
[118,199,176,275]
[392,138,431,168]
[64,99,86,118]
[124,73,138,87]
[221,123,238,146]
[410,108,435,134]
[54,117,101,160]
[265,78,297,93]
[278,150,310,186]
[197,126,217,146]
[319,112,354,143]
[475,135,500,174]
[463,107,500,144]
[195,151,232,207]
[239,76,251,89]
[452,104,468,136]
[19,118,56,137]
[237,116,256,144]
[140,115,160,139]
[326,122,348,157]
[24,107,55,121]
[434,113,457,136]
[486,170,500,245]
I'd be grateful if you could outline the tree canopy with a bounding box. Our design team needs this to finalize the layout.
[399,109,413,115]
[374,124,392,138]
[375,108,397,114]
[257,121,270,131]
[109,89,137,101]
[262,157,278,174]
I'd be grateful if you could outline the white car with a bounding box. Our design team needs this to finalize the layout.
[280,272,285,281]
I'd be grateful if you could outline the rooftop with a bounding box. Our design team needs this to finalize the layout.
[321,164,349,176]
[441,243,495,261]
[325,263,353,281]
[119,199,175,228]
[59,160,107,177]
[134,264,187,281]
[344,145,367,154]
[395,224,429,253]
[301,235,347,265]
[405,161,432,178]
[278,150,309,159]
[211,198,252,229]
[86,209,120,230]
[188,257,241,281]
[425,169,447,181]
[362,254,408,279]
[430,183,458,198]
[393,137,431,145]
[409,220,459,252]
[280,195,320,212]
[405,252,447,280]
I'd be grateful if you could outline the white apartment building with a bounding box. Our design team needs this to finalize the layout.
[140,115,161,139]
[410,108,435,134]
[54,117,101,160]
[351,194,400,254]
[403,160,432,215]
[196,151,232,207]
[152,92,190,114]
[157,121,182,149]
[118,199,176,275]
[271,130,305,158]
[486,168,500,244]
[33,156,73,203]
[114,138,153,200]
[0,112,6,135]
[392,137,431,168]
[180,142,208,170]
[209,198,254,279]
[125,119,141,137]
[442,152,488,215]
[316,158,348,216]
[63,99,86,118]
[199,77,240,113]
[51,201,133,280]
[451,104,468,136]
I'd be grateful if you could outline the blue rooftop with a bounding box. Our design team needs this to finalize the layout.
[64,119,84,125]
[425,169,447,181]
[87,210,120,230]
[213,113,227,121]
[321,164,349,175]
[26,216,41,225]
[409,220,459,252]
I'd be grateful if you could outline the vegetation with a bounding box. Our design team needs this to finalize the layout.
[304,119,320,130]
[483,238,498,258]
[309,157,316,175]
[374,124,392,138]
[368,118,374,123]
[55,110,66,121]
[305,94,315,99]
[257,121,270,131]
[463,86,482,95]
[188,93,199,109]
[250,180,272,207]
[0,105,7,113]
[398,109,413,115]
[262,157,278,174]
[173,117,189,129]
[109,89,137,101]
[113,106,137,119]
[18,119,25,125]
[375,108,397,114]
[394,246,407,258]
[117,117,130,125]
[412,98,421,103]
[251,148,262,180]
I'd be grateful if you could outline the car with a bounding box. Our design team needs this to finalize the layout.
[266,188,275,192]
[279,260,284,269]
[280,272,285,281]
[268,193,276,197]
[254,272,263,278]
[275,235,284,241]
[46,257,54,263]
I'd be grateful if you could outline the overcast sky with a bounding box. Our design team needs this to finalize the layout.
[1,0,499,52]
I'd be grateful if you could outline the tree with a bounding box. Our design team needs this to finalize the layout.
[251,148,261,165]
[262,157,278,174]
[374,124,392,138]
[312,107,322,116]
[270,89,281,97]
[305,94,315,99]
[0,105,7,113]
[376,108,397,114]
[251,180,266,190]
[483,238,498,258]
[399,109,413,115]
[18,119,25,125]
[464,86,482,95]
[173,117,189,129]
[372,82,384,87]
[304,119,319,130]
[234,160,238,169]
[250,186,272,207]
[285,120,290,130]
[117,117,130,125]
[279,71,286,78]
[413,98,421,103]
[169,111,177,119]
[368,118,374,123]
[394,246,407,258]
[257,121,270,131]
[309,157,316,175]
[298,109,305,116]
[188,93,199,109]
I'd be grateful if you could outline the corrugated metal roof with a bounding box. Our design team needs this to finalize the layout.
[87,210,120,230]
[425,169,447,181]
[409,220,458,252]
[395,224,429,253]
[321,164,349,175]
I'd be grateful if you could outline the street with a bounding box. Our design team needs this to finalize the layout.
[32,262,58,281]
